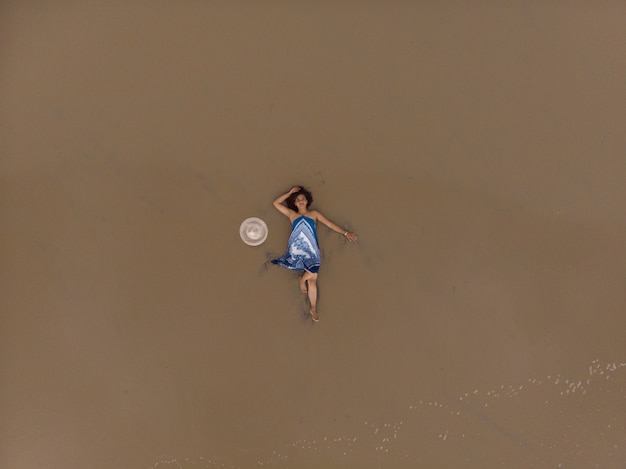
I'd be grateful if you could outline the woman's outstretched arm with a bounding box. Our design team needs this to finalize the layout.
[312,210,358,241]
[272,187,300,218]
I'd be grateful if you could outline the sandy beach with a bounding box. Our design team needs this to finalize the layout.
[1,2,625,468]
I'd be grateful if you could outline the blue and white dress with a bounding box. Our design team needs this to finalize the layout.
[272,215,321,273]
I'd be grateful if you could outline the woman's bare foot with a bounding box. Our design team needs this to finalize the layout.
[310,308,319,322]
[299,276,308,293]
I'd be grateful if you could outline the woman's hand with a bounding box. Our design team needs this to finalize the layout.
[344,231,358,242]
[289,186,301,194]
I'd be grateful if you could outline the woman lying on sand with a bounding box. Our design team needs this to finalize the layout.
[272,186,358,322]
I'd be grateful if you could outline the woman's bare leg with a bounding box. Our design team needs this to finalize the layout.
[302,271,319,321]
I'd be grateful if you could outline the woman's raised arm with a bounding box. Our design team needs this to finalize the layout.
[272,187,300,218]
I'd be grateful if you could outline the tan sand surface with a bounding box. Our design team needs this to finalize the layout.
[1,2,625,468]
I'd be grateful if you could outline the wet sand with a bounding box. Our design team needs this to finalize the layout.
[1,2,625,468]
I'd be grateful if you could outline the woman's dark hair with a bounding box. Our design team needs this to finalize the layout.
[286,186,314,211]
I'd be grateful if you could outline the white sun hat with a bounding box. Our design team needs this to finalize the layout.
[239,217,268,246]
